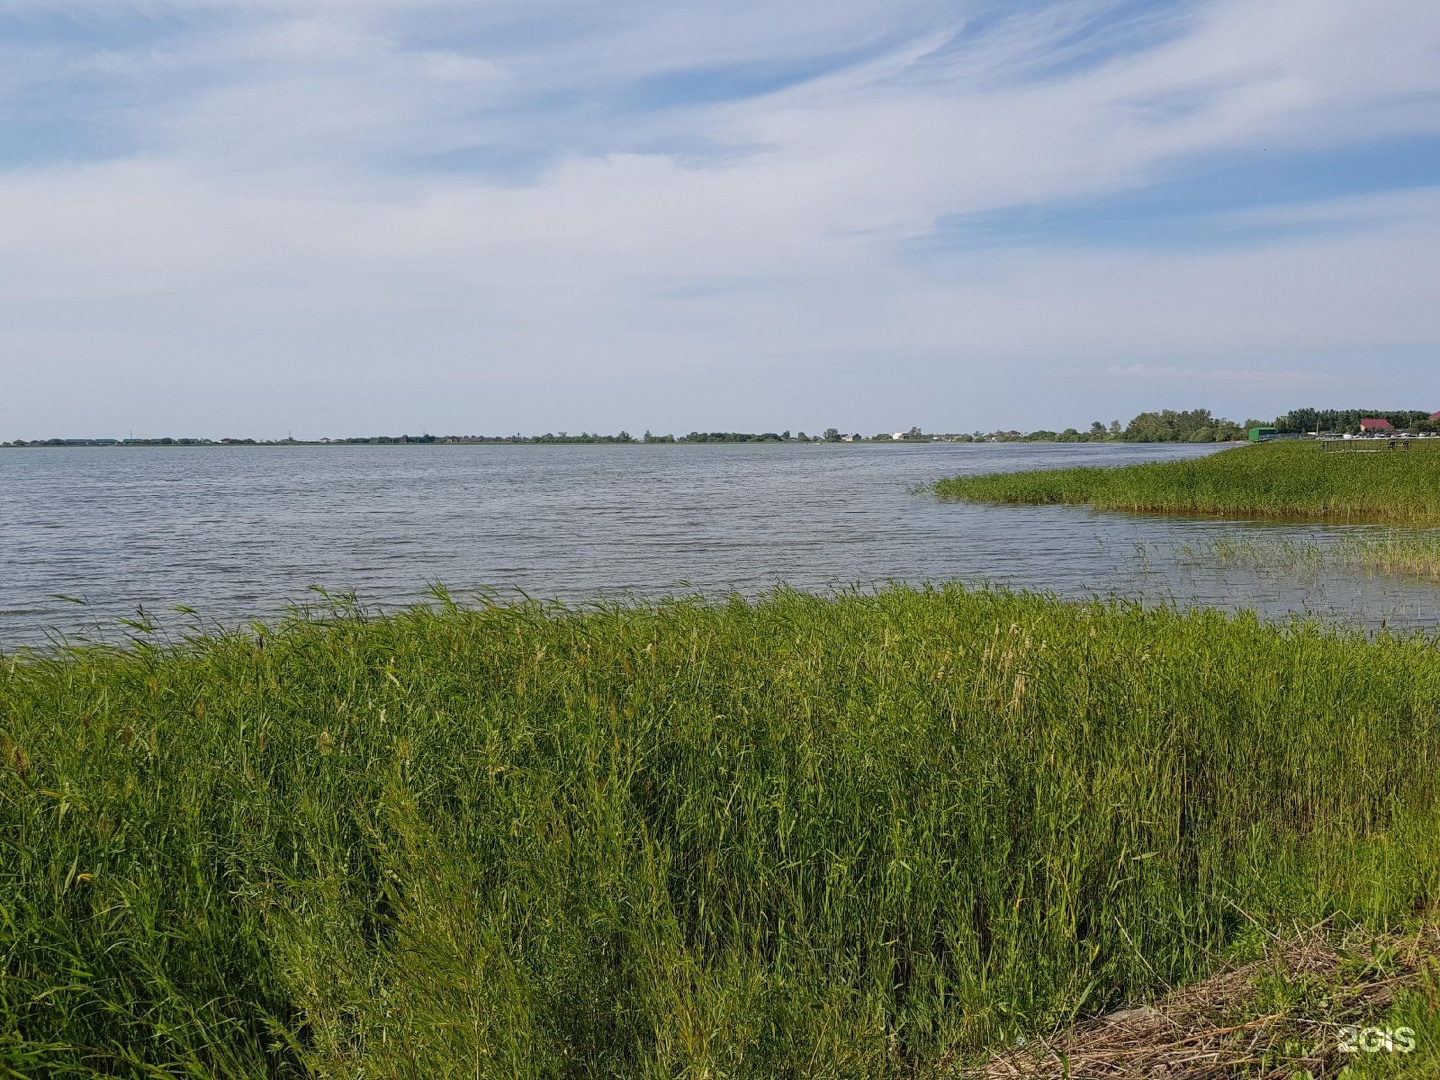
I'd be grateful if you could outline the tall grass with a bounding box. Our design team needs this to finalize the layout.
[933,440,1440,523]
[4,586,1440,1077]
[1353,535,1440,581]
[1174,533,1440,583]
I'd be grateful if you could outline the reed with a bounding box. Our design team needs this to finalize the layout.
[932,440,1440,523]
[3,586,1440,1077]
[1175,533,1440,584]
[1352,535,1440,581]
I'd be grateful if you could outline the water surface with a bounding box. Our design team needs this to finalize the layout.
[3,442,1438,645]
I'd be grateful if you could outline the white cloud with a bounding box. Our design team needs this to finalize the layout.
[1,0,1439,435]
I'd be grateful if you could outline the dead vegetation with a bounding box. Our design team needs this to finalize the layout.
[965,919,1440,1079]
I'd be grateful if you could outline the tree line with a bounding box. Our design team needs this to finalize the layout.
[1016,406,1440,443]
[1273,408,1439,434]
[995,410,1248,443]
[11,407,1438,449]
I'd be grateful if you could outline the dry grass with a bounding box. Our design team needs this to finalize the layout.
[968,920,1440,1079]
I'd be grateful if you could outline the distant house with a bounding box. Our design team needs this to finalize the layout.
[1360,418,1395,433]
[1430,411,1440,421]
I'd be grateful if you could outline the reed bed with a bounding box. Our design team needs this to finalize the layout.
[1353,536,1440,581]
[1175,534,1440,584]
[932,441,1440,523]
[3,586,1440,1078]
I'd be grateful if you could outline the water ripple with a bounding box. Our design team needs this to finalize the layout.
[2,442,1438,645]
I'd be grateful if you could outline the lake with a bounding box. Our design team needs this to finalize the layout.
[3,441,1438,646]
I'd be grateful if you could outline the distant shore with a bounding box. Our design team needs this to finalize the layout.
[14,404,1436,447]
[0,432,1239,448]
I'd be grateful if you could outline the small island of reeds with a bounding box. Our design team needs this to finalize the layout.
[933,439,1440,524]
[4,587,1440,1076]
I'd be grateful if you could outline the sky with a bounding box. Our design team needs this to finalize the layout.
[1,0,1438,439]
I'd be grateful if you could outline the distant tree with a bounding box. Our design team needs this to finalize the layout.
[1123,412,1167,441]
[823,427,840,441]
[1122,409,1240,443]
[1276,408,1432,435]
[1275,407,1319,434]
[1089,421,1107,437]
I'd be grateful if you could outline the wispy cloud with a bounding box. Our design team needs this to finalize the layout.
[1,0,1438,436]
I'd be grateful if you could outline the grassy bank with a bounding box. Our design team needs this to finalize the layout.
[933,440,1440,523]
[4,587,1440,1077]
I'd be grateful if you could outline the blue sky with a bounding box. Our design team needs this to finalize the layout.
[1,0,1438,437]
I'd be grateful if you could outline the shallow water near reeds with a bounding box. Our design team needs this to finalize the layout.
[3,441,1440,645]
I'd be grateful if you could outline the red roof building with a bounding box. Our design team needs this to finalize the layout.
[1430,411,1440,421]
[1360,418,1395,433]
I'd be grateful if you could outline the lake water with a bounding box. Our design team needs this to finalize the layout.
[3,441,1438,647]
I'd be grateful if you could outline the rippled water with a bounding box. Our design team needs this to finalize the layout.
[3,441,1438,646]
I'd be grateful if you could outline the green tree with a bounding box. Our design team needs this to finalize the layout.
[1122,409,1240,443]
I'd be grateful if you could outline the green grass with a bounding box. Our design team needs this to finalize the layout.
[933,440,1440,523]
[1173,533,1440,585]
[4,586,1440,1077]
[1352,536,1440,581]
